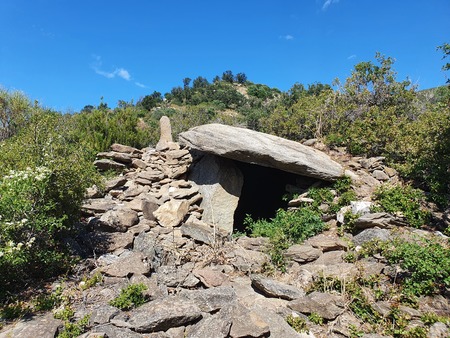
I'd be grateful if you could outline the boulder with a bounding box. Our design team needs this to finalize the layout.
[250,274,305,300]
[284,244,322,263]
[125,296,203,332]
[101,251,150,277]
[288,291,345,320]
[179,123,344,181]
[98,208,139,232]
[188,154,243,233]
[94,159,126,171]
[156,116,174,151]
[153,199,190,227]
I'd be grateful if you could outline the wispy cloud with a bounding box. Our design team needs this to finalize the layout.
[280,34,294,41]
[347,54,356,60]
[322,0,339,10]
[91,55,131,81]
[135,82,147,88]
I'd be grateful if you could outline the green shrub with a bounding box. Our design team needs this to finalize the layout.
[109,283,148,310]
[372,184,430,228]
[57,314,90,338]
[382,237,450,296]
[245,208,325,270]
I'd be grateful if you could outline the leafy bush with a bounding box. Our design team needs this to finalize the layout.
[109,283,148,310]
[372,184,430,228]
[286,314,309,333]
[0,110,100,300]
[245,208,325,270]
[57,314,90,338]
[382,238,450,296]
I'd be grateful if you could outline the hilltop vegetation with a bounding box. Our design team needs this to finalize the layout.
[0,50,449,305]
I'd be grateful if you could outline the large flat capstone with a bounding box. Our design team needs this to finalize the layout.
[179,124,344,181]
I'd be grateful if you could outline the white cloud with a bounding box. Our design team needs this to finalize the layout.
[322,0,339,10]
[280,34,294,40]
[347,54,356,60]
[91,55,131,81]
[135,82,147,88]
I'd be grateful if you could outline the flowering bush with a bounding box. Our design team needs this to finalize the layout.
[0,166,70,294]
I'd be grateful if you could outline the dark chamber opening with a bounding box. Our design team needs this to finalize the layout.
[233,161,311,233]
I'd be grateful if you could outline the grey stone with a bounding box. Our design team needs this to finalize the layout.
[101,251,150,277]
[111,143,142,154]
[251,274,305,300]
[94,159,126,171]
[186,309,232,338]
[179,286,237,313]
[189,154,243,233]
[133,231,159,266]
[97,151,133,164]
[354,212,407,229]
[193,267,228,287]
[82,199,116,213]
[284,244,322,263]
[126,296,202,332]
[142,199,159,221]
[428,322,449,338]
[0,313,61,338]
[180,222,225,245]
[156,265,195,288]
[236,236,269,252]
[372,169,389,181]
[104,176,128,191]
[288,291,346,320]
[228,302,270,338]
[353,228,391,246]
[179,123,344,181]
[98,208,139,232]
[89,323,142,338]
[306,234,347,252]
[90,304,120,324]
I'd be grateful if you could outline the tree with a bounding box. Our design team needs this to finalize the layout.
[437,43,450,83]
[193,76,209,89]
[139,91,162,111]
[222,70,234,83]
[0,89,31,141]
[183,77,192,89]
[235,72,248,84]
[80,105,95,114]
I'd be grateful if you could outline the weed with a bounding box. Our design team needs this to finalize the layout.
[0,301,29,320]
[109,283,148,310]
[286,314,309,333]
[80,272,103,290]
[421,312,450,326]
[308,312,324,325]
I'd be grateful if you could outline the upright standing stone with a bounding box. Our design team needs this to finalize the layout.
[156,116,173,151]
[189,154,243,234]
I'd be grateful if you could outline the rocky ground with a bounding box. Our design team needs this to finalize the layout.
[0,139,448,338]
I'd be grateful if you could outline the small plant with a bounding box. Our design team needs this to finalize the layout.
[33,286,64,312]
[308,312,323,325]
[80,272,103,290]
[57,314,90,338]
[109,283,148,310]
[53,305,75,321]
[372,184,430,228]
[349,324,364,338]
[286,314,309,333]
[421,312,450,326]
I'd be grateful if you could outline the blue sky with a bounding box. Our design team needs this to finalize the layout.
[1,0,449,112]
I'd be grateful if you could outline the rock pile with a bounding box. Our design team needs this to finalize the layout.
[1,123,448,338]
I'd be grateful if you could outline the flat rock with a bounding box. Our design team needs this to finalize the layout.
[126,296,202,333]
[98,208,139,232]
[111,143,142,154]
[82,199,116,213]
[306,234,347,252]
[288,291,345,320]
[88,323,143,338]
[186,308,232,338]
[250,274,305,300]
[193,267,228,287]
[0,313,61,338]
[354,212,407,229]
[228,302,270,338]
[179,123,344,181]
[284,244,322,263]
[94,159,126,171]
[180,222,226,245]
[101,251,150,277]
[97,151,133,164]
[179,286,237,313]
